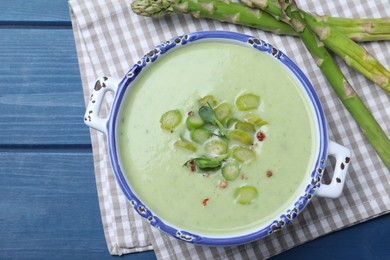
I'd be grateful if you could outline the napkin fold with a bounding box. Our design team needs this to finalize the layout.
[69,0,390,258]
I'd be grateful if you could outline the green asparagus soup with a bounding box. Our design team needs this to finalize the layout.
[118,42,318,235]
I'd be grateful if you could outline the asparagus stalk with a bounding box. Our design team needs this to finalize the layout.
[240,0,390,40]
[132,0,296,35]
[316,15,390,42]
[339,33,390,42]
[269,0,390,170]
[131,0,390,42]
[304,14,390,95]
[241,0,390,95]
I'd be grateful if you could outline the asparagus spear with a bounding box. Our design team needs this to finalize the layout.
[241,0,390,95]
[315,15,390,42]
[305,14,390,95]
[263,0,390,170]
[132,0,295,35]
[131,0,390,42]
[240,0,390,41]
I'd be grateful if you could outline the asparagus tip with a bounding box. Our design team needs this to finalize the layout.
[131,0,174,17]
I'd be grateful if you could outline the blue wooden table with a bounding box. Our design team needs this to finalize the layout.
[1,1,389,259]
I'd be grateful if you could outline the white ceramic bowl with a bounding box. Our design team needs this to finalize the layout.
[84,31,351,246]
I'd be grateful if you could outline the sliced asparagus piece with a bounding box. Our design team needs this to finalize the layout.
[226,117,239,128]
[235,121,256,133]
[205,139,228,156]
[214,102,232,122]
[235,93,260,111]
[174,139,197,151]
[232,146,256,163]
[198,94,217,107]
[243,113,268,127]
[160,109,182,131]
[222,160,241,181]
[185,111,204,130]
[234,185,258,205]
[190,127,211,144]
[229,129,253,145]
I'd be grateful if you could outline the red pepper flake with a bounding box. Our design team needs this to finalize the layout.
[256,131,266,141]
[202,198,209,206]
[266,170,273,177]
[188,159,196,172]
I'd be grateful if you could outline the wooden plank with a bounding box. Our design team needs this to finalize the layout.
[0,151,104,256]
[0,29,91,146]
[0,0,70,23]
[274,214,390,259]
[0,151,156,259]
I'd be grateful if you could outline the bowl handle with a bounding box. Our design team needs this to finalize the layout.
[84,76,121,135]
[315,141,351,199]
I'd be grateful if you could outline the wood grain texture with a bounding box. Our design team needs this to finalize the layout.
[274,214,390,259]
[0,0,70,23]
[0,151,105,257]
[0,151,156,259]
[0,29,91,147]
[0,2,156,258]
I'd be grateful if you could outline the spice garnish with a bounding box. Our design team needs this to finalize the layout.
[188,159,196,172]
[256,131,266,141]
[202,198,209,206]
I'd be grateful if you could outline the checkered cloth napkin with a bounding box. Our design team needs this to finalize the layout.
[69,0,390,258]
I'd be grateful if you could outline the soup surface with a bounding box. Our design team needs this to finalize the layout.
[118,42,318,236]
